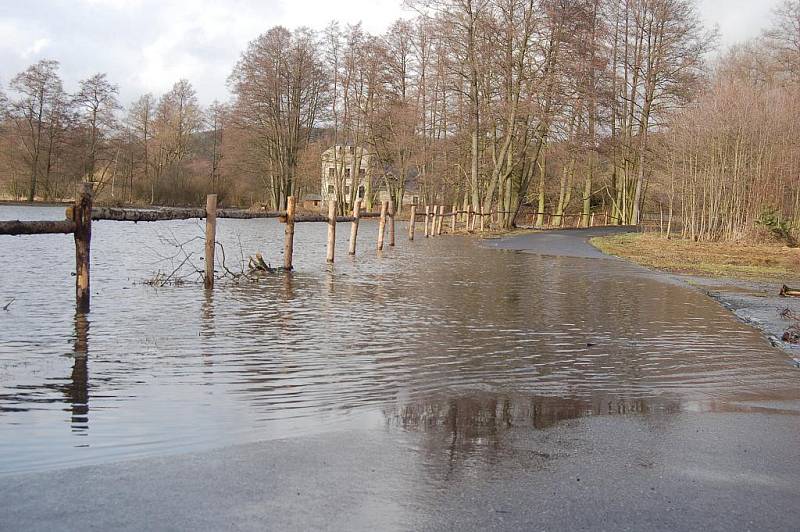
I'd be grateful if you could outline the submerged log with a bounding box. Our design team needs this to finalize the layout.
[248,253,274,273]
[783,325,800,344]
[780,285,800,298]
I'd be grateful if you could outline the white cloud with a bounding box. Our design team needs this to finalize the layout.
[0,0,785,105]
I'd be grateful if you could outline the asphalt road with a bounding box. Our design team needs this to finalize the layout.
[3,412,800,531]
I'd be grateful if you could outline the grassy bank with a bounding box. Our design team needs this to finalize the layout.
[591,232,800,281]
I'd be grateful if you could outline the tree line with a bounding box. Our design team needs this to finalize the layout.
[0,0,798,240]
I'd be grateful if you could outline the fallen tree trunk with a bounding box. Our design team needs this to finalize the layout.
[780,285,800,298]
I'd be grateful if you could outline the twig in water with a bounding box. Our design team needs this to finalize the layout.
[781,307,800,322]
[2,298,15,311]
[159,252,195,286]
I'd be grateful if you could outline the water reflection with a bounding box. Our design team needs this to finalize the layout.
[386,394,676,445]
[68,312,90,433]
[384,394,683,478]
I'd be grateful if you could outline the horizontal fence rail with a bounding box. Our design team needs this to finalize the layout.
[0,220,77,235]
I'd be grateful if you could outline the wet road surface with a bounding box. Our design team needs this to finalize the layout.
[2,214,800,530]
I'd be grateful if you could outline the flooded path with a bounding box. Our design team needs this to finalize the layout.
[1,207,800,530]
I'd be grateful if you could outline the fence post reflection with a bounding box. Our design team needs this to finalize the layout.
[69,312,90,432]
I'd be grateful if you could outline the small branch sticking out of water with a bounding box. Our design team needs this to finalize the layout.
[2,298,15,311]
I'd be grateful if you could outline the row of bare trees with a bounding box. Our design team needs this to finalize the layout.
[658,1,800,241]
[0,61,221,205]
[1,0,798,240]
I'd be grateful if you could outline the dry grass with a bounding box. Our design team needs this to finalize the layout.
[591,232,800,281]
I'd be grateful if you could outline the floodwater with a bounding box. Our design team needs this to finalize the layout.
[0,205,798,476]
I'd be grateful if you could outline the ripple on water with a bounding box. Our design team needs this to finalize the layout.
[0,205,798,474]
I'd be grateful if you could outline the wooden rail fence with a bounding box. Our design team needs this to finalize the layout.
[0,188,617,311]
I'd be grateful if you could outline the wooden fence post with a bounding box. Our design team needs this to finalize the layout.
[73,182,93,312]
[327,199,336,263]
[408,205,416,241]
[451,204,456,233]
[204,194,218,289]
[437,206,444,235]
[590,213,595,227]
[479,206,485,232]
[284,196,296,270]
[349,200,361,255]
[466,205,473,233]
[377,200,388,250]
[424,205,430,238]
[388,199,396,246]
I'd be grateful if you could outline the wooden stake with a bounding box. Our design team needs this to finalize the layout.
[327,199,336,263]
[466,205,473,233]
[349,200,361,255]
[204,194,218,289]
[424,205,430,237]
[479,206,485,232]
[437,206,444,235]
[408,205,416,240]
[388,200,396,246]
[451,204,456,234]
[73,182,93,312]
[284,196,296,270]
[377,200,388,250]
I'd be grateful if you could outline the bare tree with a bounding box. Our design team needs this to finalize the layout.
[229,27,326,210]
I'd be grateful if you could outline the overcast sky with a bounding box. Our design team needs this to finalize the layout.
[0,0,785,105]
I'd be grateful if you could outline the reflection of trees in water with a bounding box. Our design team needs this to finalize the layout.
[384,394,680,477]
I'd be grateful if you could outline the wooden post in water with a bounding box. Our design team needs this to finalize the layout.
[479,206,485,232]
[326,199,337,263]
[424,206,430,237]
[388,200,396,247]
[437,206,444,235]
[73,182,93,312]
[377,200,388,250]
[466,205,473,233]
[451,204,457,233]
[204,194,218,289]
[349,200,361,255]
[408,205,416,240]
[284,196,296,270]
